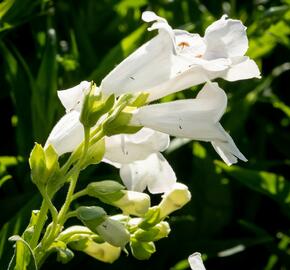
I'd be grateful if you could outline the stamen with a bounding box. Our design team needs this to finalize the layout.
[178,41,190,49]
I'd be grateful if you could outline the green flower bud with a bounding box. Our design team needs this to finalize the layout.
[76,206,107,232]
[159,183,191,219]
[111,191,150,217]
[87,180,125,202]
[96,218,130,247]
[80,82,115,128]
[134,221,170,242]
[29,143,59,189]
[130,239,155,260]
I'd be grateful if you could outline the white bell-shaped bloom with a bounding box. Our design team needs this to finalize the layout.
[103,128,176,194]
[119,153,176,194]
[130,82,247,165]
[103,127,169,167]
[100,11,260,101]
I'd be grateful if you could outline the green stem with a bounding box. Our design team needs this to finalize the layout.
[42,191,58,222]
[63,210,77,223]
[30,200,49,249]
[72,189,88,201]
[35,126,106,265]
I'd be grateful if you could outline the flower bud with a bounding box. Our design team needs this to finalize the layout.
[159,183,191,219]
[29,143,59,189]
[96,218,130,247]
[130,239,155,260]
[133,221,170,242]
[87,180,125,202]
[112,191,150,216]
[188,252,206,270]
[76,206,107,232]
[70,238,121,263]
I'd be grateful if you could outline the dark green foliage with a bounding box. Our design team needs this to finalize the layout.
[0,0,290,269]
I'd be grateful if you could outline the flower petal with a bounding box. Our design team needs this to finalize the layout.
[204,15,248,59]
[45,111,83,155]
[57,81,91,113]
[100,13,175,97]
[130,82,247,164]
[131,82,227,136]
[222,56,261,81]
[119,153,176,194]
[103,128,169,167]
[211,123,247,165]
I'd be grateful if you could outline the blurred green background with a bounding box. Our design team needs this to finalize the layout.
[0,0,290,269]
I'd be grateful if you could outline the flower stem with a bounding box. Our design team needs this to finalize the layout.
[30,200,49,249]
[72,188,88,201]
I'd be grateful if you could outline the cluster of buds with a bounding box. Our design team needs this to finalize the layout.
[51,182,191,263]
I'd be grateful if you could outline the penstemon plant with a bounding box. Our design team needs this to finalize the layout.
[8,11,259,269]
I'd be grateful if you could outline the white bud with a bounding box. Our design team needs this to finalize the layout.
[159,183,191,218]
[188,252,206,270]
[112,191,151,216]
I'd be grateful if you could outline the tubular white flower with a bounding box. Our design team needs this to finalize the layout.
[45,111,84,155]
[103,127,169,167]
[100,11,260,101]
[120,153,176,194]
[130,82,247,165]
[103,128,176,194]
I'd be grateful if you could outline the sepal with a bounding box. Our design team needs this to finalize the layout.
[80,82,115,128]
[130,239,155,260]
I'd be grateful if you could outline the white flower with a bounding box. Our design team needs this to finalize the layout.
[188,253,206,270]
[45,81,91,155]
[57,81,93,113]
[100,11,260,101]
[46,87,177,194]
[104,128,176,194]
[120,152,176,194]
[45,110,83,155]
[130,82,247,165]
[103,127,169,166]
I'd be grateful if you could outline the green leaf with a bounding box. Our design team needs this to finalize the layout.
[9,235,38,270]
[216,161,290,210]
[0,195,40,268]
[33,28,58,142]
